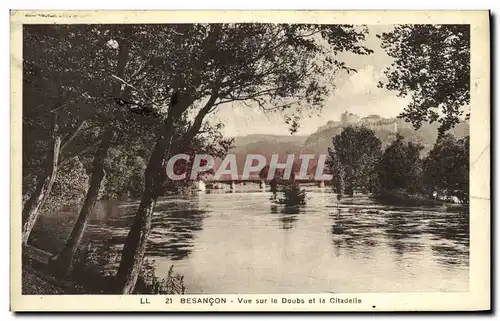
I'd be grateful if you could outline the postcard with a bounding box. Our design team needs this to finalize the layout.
[10,10,490,312]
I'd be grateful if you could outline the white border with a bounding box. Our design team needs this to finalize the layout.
[4,4,495,318]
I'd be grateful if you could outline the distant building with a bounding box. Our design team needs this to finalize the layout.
[318,112,398,135]
[362,118,399,133]
[340,112,398,133]
[360,114,382,123]
[340,111,360,124]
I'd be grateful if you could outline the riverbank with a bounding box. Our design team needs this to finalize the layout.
[371,189,467,209]
[22,265,84,294]
[22,244,186,295]
[22,246,84,294]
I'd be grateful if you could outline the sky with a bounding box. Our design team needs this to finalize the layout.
[206,25,411,137]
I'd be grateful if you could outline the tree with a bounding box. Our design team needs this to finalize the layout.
[328,153,345,196]
[327,126,382,196]
[161,116,234,194]
[113,23,373,293]
[277,182,307,206]
[22,25,104,244]
[41,157,90,214]
[377,134,424,194]
[46,24,228,276]
[423,134,469,203]
[100,146,148,200]
[48,25,173,274]
[21,24,148,266]
[378,25,470,135]
[49,131,115,275]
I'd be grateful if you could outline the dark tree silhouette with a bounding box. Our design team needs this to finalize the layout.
[378,25,470,135]
[423,134,469,203]
[328,126,382,196]
[377,134,424,195]
[112,23,374,293]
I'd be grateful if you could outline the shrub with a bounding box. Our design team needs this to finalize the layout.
[40,156,90,214]
[135,261,186,295]
[71,242,186,294]
[275,182,307,206]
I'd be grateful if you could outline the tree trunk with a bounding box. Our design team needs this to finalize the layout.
[344,166,354,197]
[113,81,213,294]
[114,119,174,294]
[22,114,61,245]
[49,129,114,275]
[49,34,129,274]
[114,189,157,293]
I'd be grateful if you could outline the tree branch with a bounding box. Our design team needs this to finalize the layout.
[183,91,219,142]
[50,101,68,113]
[261,100,301,111]
[60,120,87,153]
[221,87,281,103]
[59,137,100,167]
[110,74,162,109]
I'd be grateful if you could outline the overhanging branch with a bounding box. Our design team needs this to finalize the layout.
[110,74,162,109]
[60,120,88,153]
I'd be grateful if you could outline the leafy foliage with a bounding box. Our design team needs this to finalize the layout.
[135,261,186,295]
[328,126,382,195]
[326,125,470,205]
[101,147,148,200]
[116,24,373,134]
[23,23,374,203]
[162,117,234,194]
[329,154,345,196]
[377,134,424,195]
[71,242,185,294]
[423,134,469,203]
[41,157,90,214]
[276,182,307,206]
[378,25,470,135]
[23,23,376,293]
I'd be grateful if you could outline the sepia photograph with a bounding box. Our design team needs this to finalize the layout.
[10,10,490,311]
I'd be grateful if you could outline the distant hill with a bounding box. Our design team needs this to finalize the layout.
[226,135,310,174]
[232,134,308,147]
[304,117,469,156]
[227,116,469,168]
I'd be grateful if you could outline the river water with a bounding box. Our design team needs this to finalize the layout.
[31,185,469,294]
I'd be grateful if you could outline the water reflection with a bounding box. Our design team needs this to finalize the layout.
[329,207,380,258]
[270,204,303,230]
[427,211,469,267]
[148,205,207,261]
[55,198,209,262]
[30,189,470,293]
[384,211,424,257]
[327,202,470,268]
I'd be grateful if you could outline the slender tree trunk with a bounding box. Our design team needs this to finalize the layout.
[114,120,174,294]
[49,129,114,275]
[22,114,61,245]
[112,75,217,294]
[114,189,157,293]
[49,34,129,274]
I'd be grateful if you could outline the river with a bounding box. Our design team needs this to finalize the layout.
[30,185,469,294]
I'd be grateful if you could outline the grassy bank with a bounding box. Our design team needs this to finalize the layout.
[22,255,85,294]
[371,189,460,207]
[22,244,186,295]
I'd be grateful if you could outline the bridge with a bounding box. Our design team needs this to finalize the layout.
[193,177,328,191]
[206,178,326,185]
